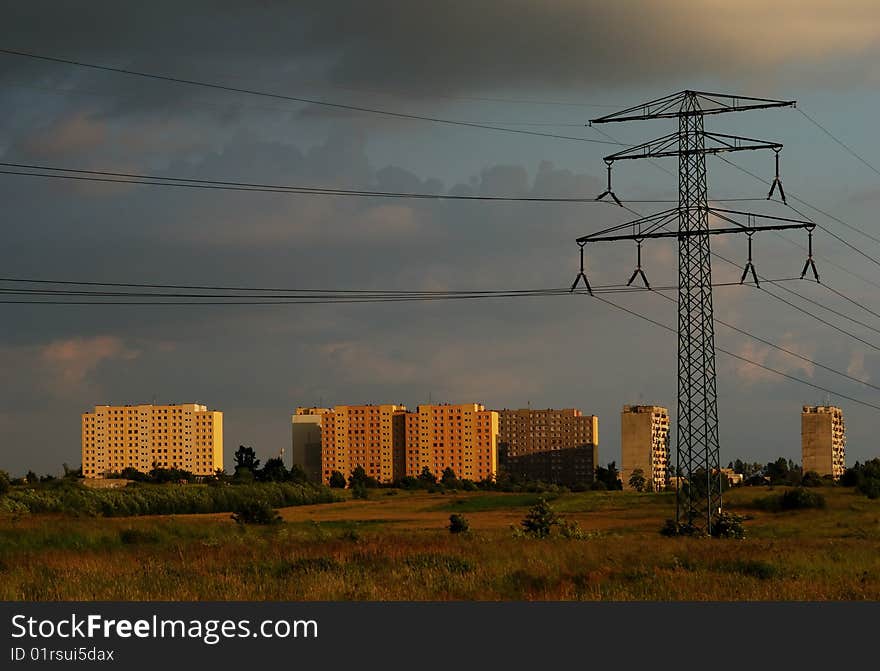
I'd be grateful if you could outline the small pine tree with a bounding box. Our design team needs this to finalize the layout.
[628,468,647,492]
[521,498,559,538]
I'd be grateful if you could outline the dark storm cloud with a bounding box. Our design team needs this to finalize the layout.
[2,1,879,109]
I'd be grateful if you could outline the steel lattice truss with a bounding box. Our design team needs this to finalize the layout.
[574,90,814,535]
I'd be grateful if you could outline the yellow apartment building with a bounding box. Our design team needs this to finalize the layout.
[319,404,407,483]
[802,405,846,479]
[81,403,223,478]
[320,403,499,484]
[621,405,670,491]
[412,403,498,483]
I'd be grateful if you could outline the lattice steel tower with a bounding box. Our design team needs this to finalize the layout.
[573,91,816,534]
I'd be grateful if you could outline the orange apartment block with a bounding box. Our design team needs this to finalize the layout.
[320,403,498,484]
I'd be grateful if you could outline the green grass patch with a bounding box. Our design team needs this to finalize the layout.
[0,481,340,517]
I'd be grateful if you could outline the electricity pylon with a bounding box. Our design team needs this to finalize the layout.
[572,91,817,534]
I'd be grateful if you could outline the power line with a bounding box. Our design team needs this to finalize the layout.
[822,283,880,323]
[707,248,880,348]
[0,48,624,146]
[0,80,607,128]
[651,289,880,393]
[798,107,880,179]
[0,277,801,302]
[589,293,880,412]
[716,153,880,249]
[0,161,767,204]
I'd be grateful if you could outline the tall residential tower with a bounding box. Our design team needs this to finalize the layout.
[81,403,223,478]
[620,405,670,491]
[801,405,846,479]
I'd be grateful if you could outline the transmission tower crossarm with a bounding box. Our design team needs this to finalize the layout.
[602,131,783,163]
[577,207,812,243]
[578,222,810,244]
[590,90,795,124]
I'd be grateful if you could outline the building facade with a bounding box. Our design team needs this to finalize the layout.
[319,404,407,484]
[291,407,331,482]
[81,403,223,478]
[319,403,498,484]
[620,405,670,491]
[801,405,846,479]
[411,404,498,483]
[496,408,598,485]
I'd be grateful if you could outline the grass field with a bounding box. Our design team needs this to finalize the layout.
[1,485,879,600]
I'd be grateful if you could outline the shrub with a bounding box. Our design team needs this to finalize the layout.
[0,470,10,497]
[351,482,369,500]
[559,520,587,540]
[801,471,824,487]
[520,498,559,538]
[328,471,346,489]
[231,500,281,525]
[858,479,880,500]
[659,519,700,537]
[711,511,746,539]
[780,488,826,510]
[448,513,469,534]
[752,488,826,512]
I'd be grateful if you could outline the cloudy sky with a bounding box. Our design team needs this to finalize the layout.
[2,1,880,476]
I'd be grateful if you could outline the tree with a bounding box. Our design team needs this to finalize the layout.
[25,470,38,485]
[328,471,346,488]
[288,463,309,484]
[233,445,260,472]
[231,500,281,525]
[260,457,288,482]
[231,467,254,484]
[521,498,559,538]
[419,466,437,485]
[765,457,792,485]
[628,468,647,493]
[441,467,459,487]
[348,465,379,489]
[595,462,623,490]
[0,470,10,496]
[118,467,150,482]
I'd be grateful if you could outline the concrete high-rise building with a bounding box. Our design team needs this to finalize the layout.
[409,404,498,483]
[291,407,331,482]
[620,405,670,491]
[802,405,846,479]
[320,404,407,484]
[319,403,498,484]
[497,408,598,485]
[81,403,223,478]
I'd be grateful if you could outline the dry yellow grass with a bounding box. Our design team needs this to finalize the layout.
[1,486,879,600]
